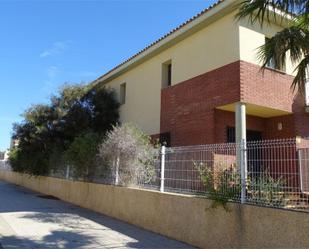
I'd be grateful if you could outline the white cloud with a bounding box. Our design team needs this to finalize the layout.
[47,66,59,78]
[42,66,60,94]
[40,41,71,58]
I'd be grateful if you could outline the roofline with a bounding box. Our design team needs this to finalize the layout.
[91,0,292,87]
[92,0,237,86]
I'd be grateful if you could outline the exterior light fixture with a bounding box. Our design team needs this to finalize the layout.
[278,122,283,131]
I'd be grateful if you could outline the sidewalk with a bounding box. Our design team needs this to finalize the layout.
[0,181,195,249]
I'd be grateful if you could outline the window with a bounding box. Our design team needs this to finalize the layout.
[265,37,285,71]
[167,64,172,86]
[159,132,171,147]
[162,60,172,88]
[226,127,262,143]
[226,126,235,143]
[120,83,126,105]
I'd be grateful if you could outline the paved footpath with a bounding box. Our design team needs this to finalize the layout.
[0,181,195,249]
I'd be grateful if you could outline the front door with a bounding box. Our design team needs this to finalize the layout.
[246,130,262,174]
[247,130,262,141]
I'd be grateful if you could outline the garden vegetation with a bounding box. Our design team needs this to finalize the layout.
[9,83,119,177]
[9,83,159,184]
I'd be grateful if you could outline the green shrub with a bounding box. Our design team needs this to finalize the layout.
[194,162,240,210]
[195,161,287,209]
[248,169,286,207]
[64,132,100,180]
[9,146,50,176]
[9,84,119,176]
[8,147,25,173]
[97,123,159,186]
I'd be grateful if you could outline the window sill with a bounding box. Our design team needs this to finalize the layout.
[162,85,172,90]
[264,66,286,75]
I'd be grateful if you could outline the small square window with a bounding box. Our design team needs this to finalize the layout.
[162,60,172,88]
[120,83,126,105]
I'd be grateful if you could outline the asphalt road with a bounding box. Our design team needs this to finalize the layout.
[0,180,195,249]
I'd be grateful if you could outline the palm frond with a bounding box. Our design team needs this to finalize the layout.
[237,0,309,93]
[257,26,308,69]
[257,26,309,92]
[294,13,309,30]
[236,0,306,26]
[291,55,309,92]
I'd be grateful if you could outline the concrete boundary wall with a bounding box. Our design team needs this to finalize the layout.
[1,170,309,249]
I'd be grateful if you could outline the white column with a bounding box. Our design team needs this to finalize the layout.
[235,102,247,204]
[235,102,247,144]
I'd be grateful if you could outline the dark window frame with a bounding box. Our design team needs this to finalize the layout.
[226,126,236,143]
[226,126,263,143]
[162,60,172,89]
[167,63,172,87]
[120,82,126,105]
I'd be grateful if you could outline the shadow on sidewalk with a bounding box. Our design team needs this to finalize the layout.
[0,181,194,249]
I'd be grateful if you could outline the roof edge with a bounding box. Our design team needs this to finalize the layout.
[92,0,237,86]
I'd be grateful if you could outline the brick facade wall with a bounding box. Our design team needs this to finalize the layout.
[264,115,295,139]
[240,61,294,112]
[160,61,240,146]
[293,93,309,137]
[240,61,309,138]
[215,110,265,143]
[160,60,309,146]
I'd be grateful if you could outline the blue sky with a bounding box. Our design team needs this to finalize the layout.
[0,0,217,150]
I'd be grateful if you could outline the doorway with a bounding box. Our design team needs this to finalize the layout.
[226,126,262,174]
[226,126,262,142]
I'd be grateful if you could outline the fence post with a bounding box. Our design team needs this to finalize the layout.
[115,156,120,185]
[240,139,247,204]
[66,165,70,179]
[160,146,166,193]
[298,150,304,192]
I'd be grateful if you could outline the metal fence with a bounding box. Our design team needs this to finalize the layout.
[0,160,11,171]
[161,143,238,195]
[138,137,309,211]
[2,137,309,212]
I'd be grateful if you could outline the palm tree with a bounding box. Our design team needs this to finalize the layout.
[237,0,309,92]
